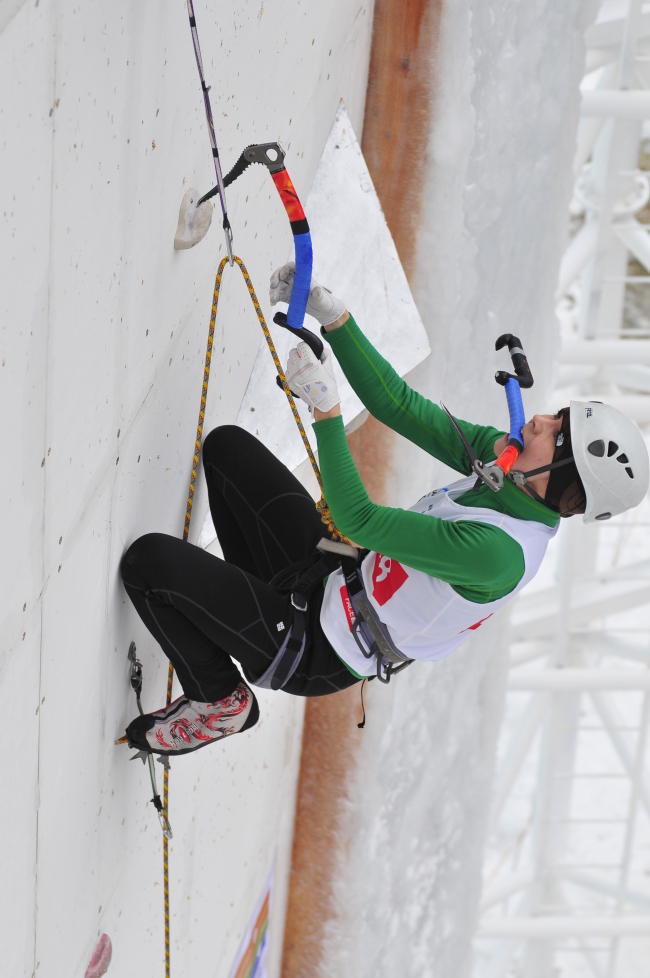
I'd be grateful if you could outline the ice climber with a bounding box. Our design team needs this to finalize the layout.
[120,264,650,756]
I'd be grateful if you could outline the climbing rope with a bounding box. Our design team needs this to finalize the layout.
[231,258,349,539]
[162,661,173,977]
[147,3,349,972]
[161,254,347,977]
[180,256,347,549]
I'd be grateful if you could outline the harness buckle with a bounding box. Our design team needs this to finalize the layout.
[291,592,308,613]
[376,658,392,684]
[508,470,527,486]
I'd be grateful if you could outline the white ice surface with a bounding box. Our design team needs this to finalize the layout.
[0,3,375,976]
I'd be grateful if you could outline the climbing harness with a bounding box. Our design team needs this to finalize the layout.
[253,536,413,688]
[442,333,535,493]
[184,0,233,264]
[341,548,414,684]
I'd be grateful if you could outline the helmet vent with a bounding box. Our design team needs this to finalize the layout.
[617,453,629,464]
[607,441,619,457]
[596,512,612,520]
[626,467,634,479]
[588,440,605,457]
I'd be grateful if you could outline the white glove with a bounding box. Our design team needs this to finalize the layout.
[270,262,347,327]
[284,342,340,414]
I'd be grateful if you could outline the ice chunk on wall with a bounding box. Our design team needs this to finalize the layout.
[319,2,596,976]
[236,103,431,474]
[0,3,375,976]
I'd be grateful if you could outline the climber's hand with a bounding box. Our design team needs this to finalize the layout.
[284,342,341,415]
[270,262,348,328]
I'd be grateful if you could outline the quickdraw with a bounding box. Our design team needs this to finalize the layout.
[185,0,233,264]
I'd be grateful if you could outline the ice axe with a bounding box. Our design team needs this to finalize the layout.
[199,141,324,362]
[442,334,534,492]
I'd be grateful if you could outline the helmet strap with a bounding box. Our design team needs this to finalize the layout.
[507,455,576,510]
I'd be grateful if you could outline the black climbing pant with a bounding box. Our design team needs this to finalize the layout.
[121,425,360,702]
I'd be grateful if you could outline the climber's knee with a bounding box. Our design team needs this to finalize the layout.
[121,533,169,589]
[202,424,258,474]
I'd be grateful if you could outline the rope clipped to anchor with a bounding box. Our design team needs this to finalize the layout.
[184,255,348,550]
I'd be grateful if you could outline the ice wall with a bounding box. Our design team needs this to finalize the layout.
[0,2,375,976]
[319,2,597,976]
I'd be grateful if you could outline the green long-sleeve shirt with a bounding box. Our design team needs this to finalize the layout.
[313,315,559,604]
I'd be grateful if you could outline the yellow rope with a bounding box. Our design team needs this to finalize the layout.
[232,257,349,541]
[162,254,346,977]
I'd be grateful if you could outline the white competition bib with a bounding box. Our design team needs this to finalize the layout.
[320,476,558,676]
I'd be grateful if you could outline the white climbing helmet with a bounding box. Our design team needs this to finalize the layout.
[570,401,649,523]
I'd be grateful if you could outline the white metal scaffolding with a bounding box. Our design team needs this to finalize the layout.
[475,2,650,975]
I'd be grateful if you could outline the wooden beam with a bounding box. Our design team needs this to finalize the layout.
[281,3,442,976]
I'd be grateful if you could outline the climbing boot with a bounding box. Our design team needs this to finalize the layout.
[124,681,259,756]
